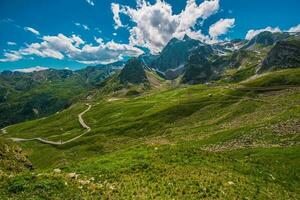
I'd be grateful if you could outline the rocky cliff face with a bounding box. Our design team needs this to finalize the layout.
[181,45,220,84]
[151,35,204,73]
[258,40,300,73]
[243,31,290,49]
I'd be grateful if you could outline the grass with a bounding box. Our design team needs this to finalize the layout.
[0,68,299,199]
[242,68,300,87]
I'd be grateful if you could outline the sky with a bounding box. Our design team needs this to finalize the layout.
[0,0,299,72]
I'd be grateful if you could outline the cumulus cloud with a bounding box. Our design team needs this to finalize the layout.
[14,66,48,73]
[209,18,235,39]
[112,0,220,54]
[71,35,85,47]
[0,33,143,64]
[73,40,144,64]
[245,26,281,40]
[86,0,94,6]
[24,27,40,35]
[288,24,300,33]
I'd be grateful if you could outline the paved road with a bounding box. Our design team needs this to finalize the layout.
[8,104,92,145]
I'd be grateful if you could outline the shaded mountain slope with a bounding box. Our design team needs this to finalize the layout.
[0,64,119,128]
[119,58,148,84]
[258,38,300,72]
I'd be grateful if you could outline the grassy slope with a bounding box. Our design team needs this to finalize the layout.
[0,72,89,128]
[1,68,300,199]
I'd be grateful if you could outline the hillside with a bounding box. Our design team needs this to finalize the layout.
[0,66,299,199]
[0,63,121,128]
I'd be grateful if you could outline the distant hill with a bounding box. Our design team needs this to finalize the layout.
[0,63,121,128]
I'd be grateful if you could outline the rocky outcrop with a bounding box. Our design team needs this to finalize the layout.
[258,40,300,73]
[181,46,219,84]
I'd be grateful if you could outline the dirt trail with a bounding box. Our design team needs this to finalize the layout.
[8,104,92,145]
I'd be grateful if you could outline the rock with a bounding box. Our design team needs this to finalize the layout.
[68,172,78,179]
[78,179,90,185]
[53,168,61,173]
[228,181,235,185]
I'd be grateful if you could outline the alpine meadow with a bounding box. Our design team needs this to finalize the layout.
[0,0,300,199]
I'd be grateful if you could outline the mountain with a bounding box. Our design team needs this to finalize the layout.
[119,58,148,84]
[242,31,290,49]
[181,45,217,84]
[258,36,300,72]
[150,35,205,78]
[212,39,246,53]
[138,53,159,66]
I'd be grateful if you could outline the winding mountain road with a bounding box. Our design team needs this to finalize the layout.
[7,104,92,145]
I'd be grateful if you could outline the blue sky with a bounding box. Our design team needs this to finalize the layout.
[0,0,299,71]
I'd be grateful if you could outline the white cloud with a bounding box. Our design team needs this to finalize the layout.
[0,34,143,65]
[72,40,144,64]
[245,26,281,40]
[113,32,117,36]
[288,24,300,33]
[0,51,22,62]
[74,22,90,30]
[94,37,104,44]
[14,66,48,73]
[95,27,102,34]
[71,34,85,47]
[113,0,220,54]
[7,41,17,46]
[209,18,235,39]
[86,0,94,6]
[24,27,40,35]
[111,3,123,29]
[82,24,89,30]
